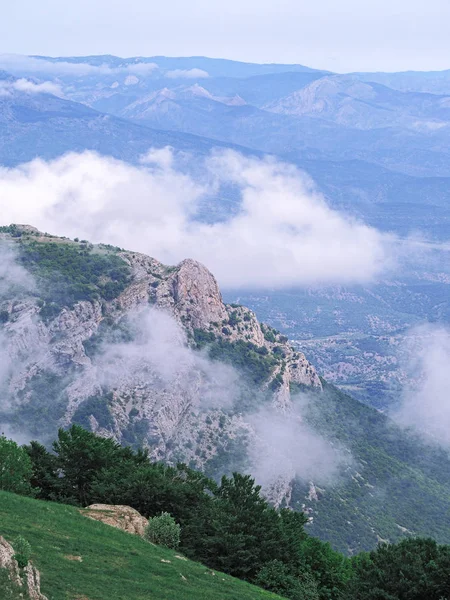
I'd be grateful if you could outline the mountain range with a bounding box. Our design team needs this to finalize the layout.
[2,55,450,558]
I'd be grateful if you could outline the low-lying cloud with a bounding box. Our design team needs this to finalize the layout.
[0,148,392,289]
[166,68,210,79]
[249,404,343,489]
[0,54,158,77]
[393,324,450,449]
[94,307,239,412]
[0,78,63,97]
[0,243,35,298]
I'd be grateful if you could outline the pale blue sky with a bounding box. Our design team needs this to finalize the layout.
[1,0,450,72]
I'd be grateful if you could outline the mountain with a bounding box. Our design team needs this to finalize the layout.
[0,81,249,167]
[2,225,450,555]
[30,54,327,78]
[3,54,450,420]
[354,68,450,95]
[0,491,281,600]
[264,75,450,130]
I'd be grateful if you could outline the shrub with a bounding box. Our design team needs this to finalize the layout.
[145,512,181,549]
[13,535,32,569]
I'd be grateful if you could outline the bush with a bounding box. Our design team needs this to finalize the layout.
[13,535,32,569]
[145,512,181,549]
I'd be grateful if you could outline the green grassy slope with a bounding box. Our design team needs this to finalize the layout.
[0,491,283,600]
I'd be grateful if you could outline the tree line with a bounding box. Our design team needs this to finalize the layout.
[1,427,450,600]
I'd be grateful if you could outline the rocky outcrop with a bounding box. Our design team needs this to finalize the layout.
[0,536,48,600]
[0,226,321,500]
[82,505,149,537]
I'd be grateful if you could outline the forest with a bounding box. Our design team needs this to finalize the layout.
[1,427,450,600]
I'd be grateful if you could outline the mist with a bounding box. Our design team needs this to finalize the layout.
[0,78,63,96]
[0,54,158,77]
[0,243,35,298]
[249,402,344,490]
[393,324,450,450]
[92,307,240,413]
[85,307,348,484]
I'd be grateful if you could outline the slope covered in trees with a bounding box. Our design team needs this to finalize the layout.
[1,427,450,600]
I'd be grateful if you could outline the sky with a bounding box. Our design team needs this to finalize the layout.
[1,0,450,72]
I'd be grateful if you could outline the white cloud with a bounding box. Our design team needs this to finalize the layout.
[249,403,344,490]
[0,77,63,97]
[0,54,158,78]
[0,148,392,288]
[166,68,210,79]
[94,307,240,411]
[394,324,450,449]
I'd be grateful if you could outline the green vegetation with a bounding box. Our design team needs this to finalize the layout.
[13,370,68,438]
[347,538,450,600]
[290,381,450,553]
[3,426,450,600]
[0,490,283,600]
[15,240,130,317]
[0,435,34,495]
[14,426,351,599]
[193,329,279,387]
[0,225,24,238]
[13,535,32,569]
[145,512,181,549]
[0,568,25,600]
[72,392,115,430]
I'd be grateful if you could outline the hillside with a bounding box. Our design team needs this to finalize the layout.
[0,491,282,600]
[2,225,450,554]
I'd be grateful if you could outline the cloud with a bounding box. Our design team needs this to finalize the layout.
[0,243,35,298]
[249,403,344,491]
[166,68,210,79]
[0,148,392,288]
[0,78,63,97]
[94,307,239,412]
[0,54,158,77]
[393,324,450,449]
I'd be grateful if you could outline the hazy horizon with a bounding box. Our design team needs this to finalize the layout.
[2,0,450,73]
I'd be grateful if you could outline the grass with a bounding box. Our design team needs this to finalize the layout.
[0,491,283,600]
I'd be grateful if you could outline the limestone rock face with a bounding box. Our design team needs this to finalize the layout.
[82,505,149,537]
[1,227,322,505]
[170,258,229,329]
[0,536,48,600]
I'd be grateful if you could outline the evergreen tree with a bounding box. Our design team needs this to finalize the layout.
[0,434,34,495]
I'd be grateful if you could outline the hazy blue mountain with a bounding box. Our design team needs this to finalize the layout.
[0,84,252,166]
[354,68,450,95]
[264,75,450,129]
[32,54,326,77]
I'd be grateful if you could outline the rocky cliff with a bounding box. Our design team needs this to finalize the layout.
[0,225,320,493]
[0,536,47,600]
